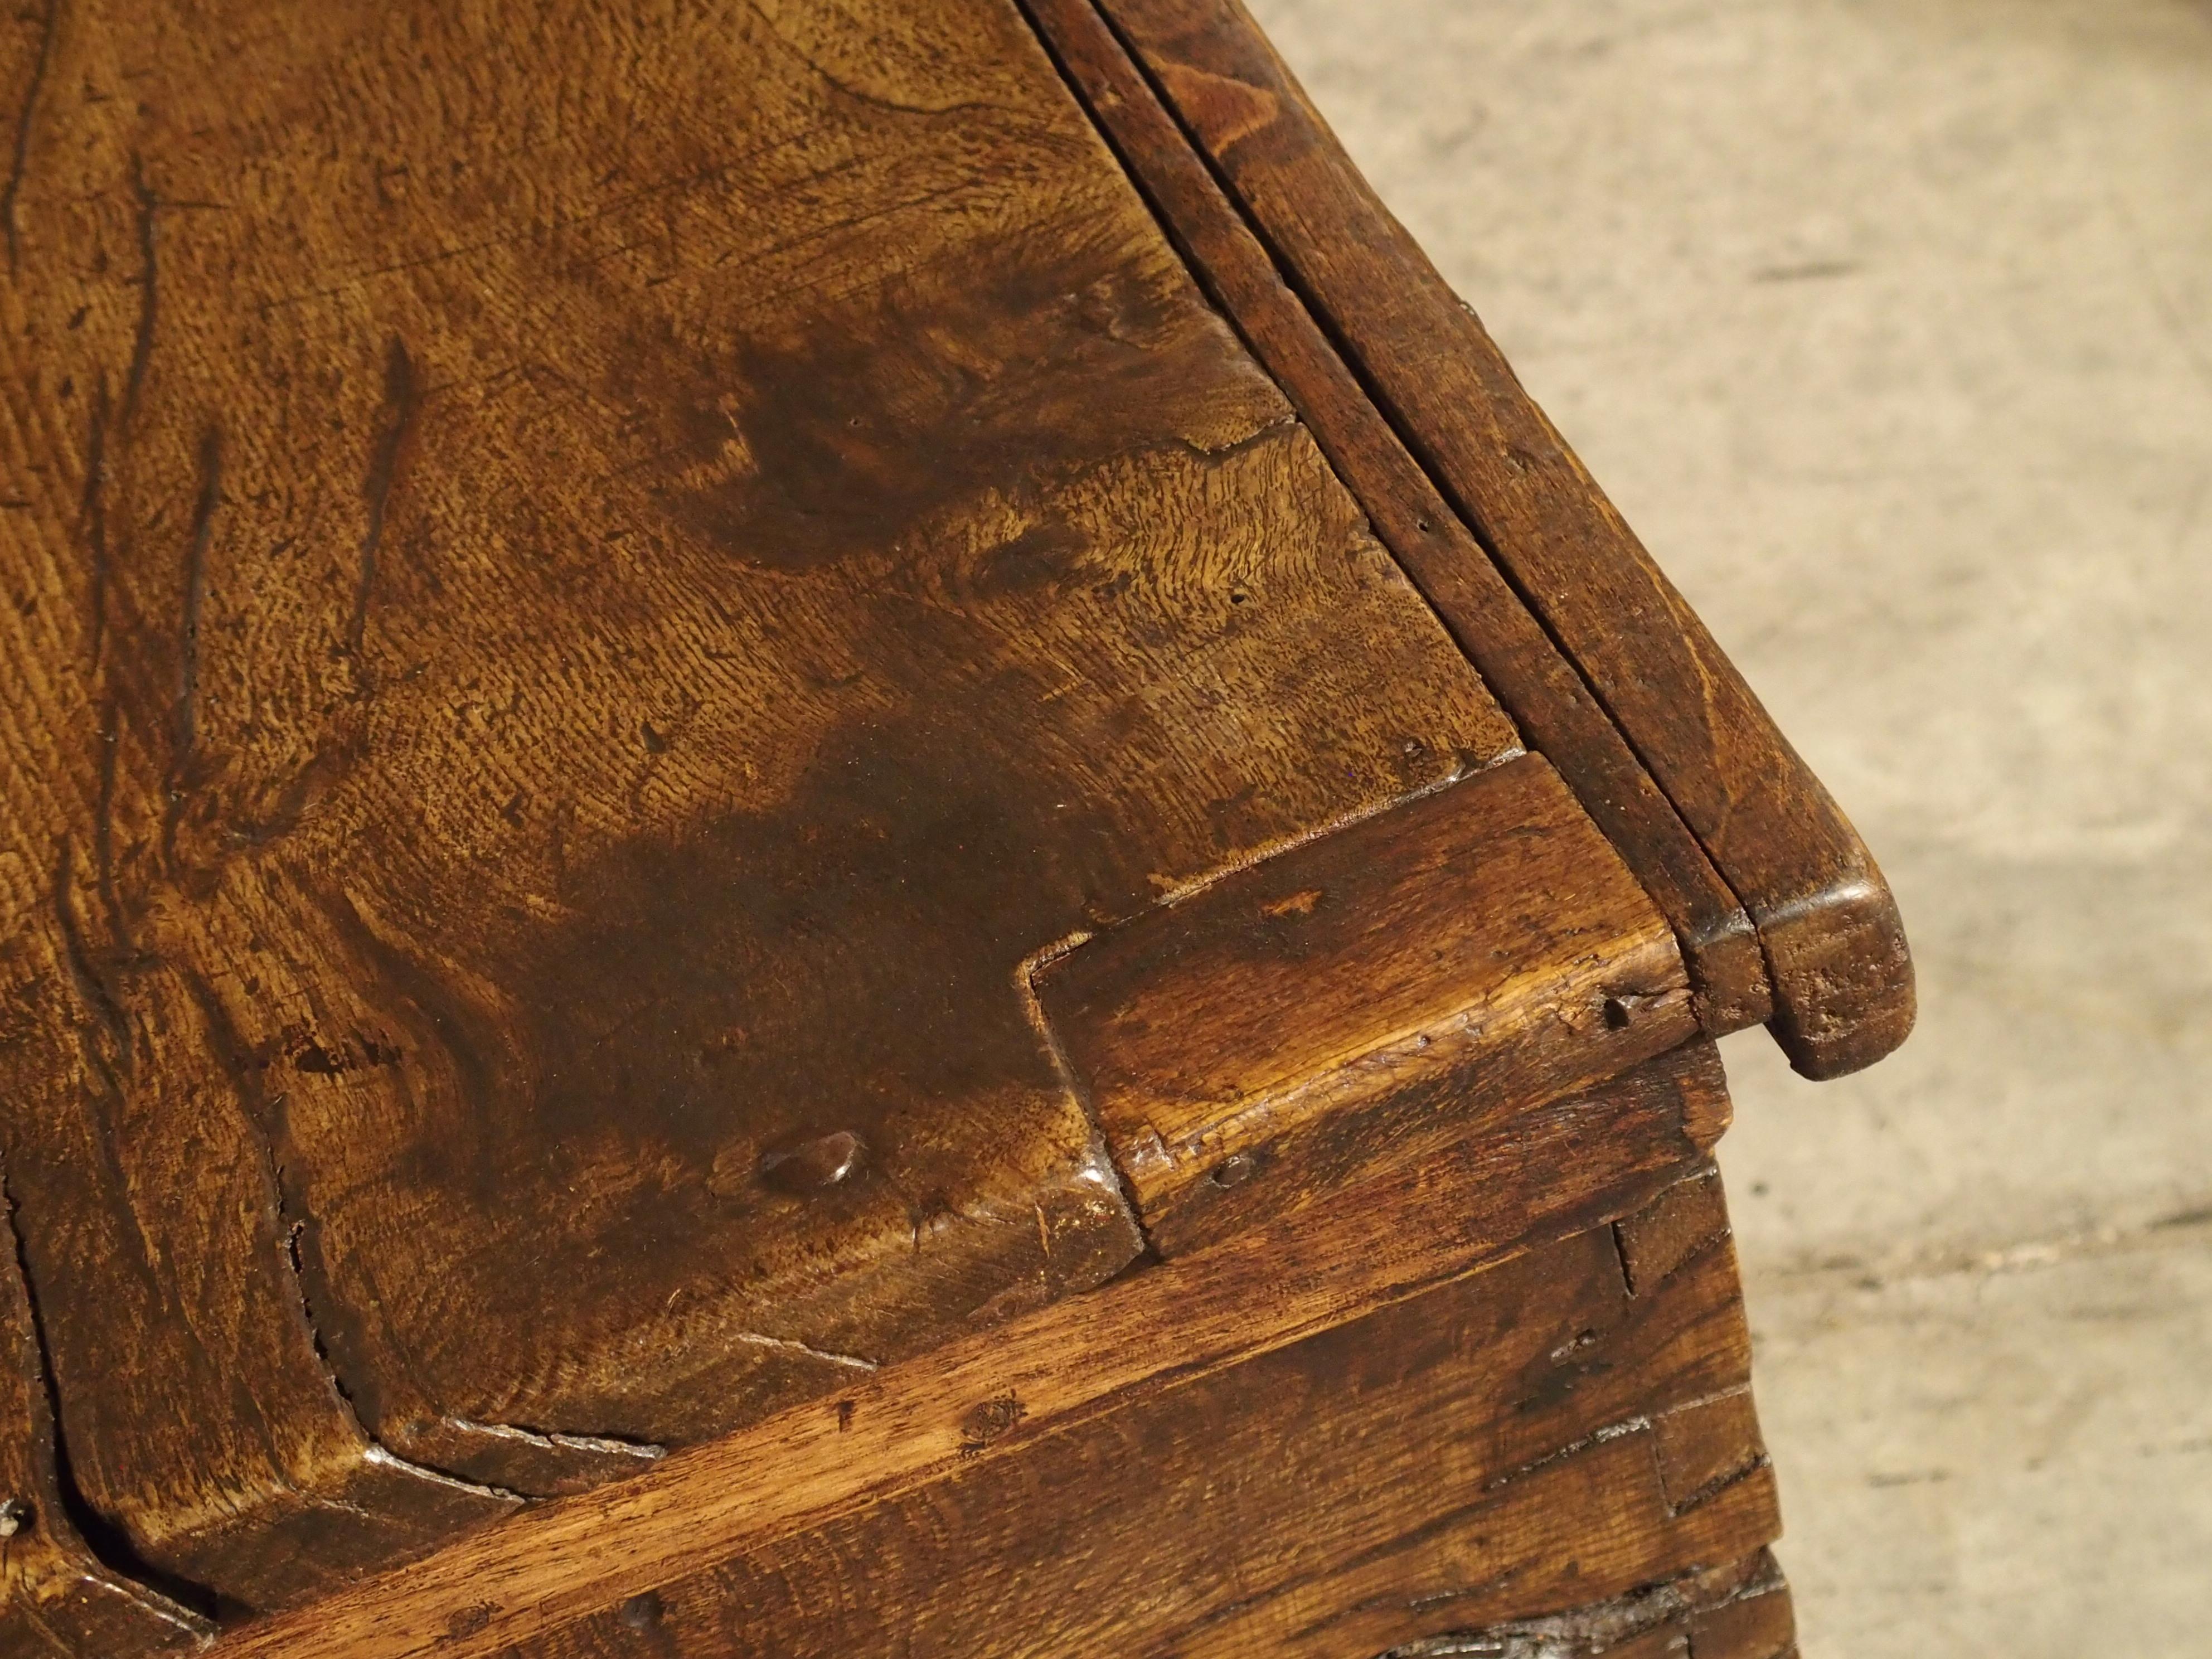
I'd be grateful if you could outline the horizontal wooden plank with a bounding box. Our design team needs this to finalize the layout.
[0,0,1525,1605]
[208,1044,1733,1658]
[1,1158,211,1655]
[1042,754,1700,1251]
[517,1283,1774,1657]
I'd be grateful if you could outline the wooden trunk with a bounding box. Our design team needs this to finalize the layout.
[0,0,1908,1652]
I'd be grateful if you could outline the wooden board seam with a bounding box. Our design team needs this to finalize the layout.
[1011,0,1775,1036]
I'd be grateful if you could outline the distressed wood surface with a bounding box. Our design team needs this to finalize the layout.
[208,1059,1744,1657]
[506,1175,1776,1659]
[0,0,1533,1618]
[1041,753,1699,1253]
[1018,0,1775,1036]
[1389,1550,1796,1659]
[1,1157,212,1655]
[0,0,1910,1639]
[1088,0,1915,1079]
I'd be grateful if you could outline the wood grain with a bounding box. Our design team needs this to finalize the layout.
[206,1046,1735,1658]
[1390,1551,1796,1659]
[0,0,1894,1632]
[0,0,1527,1610]
[1,1158,212,1653]
[1041,753,1700,1251]
[1018,0,1775,1037]
[1085,0,1916,1079]
[509,1232,1774,1658]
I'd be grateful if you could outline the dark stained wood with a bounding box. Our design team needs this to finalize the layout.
[1041,754,1700,1251]
[1083,0,1916,1079]
[1,1158,211,1653]
[1017,0,1776,1038]
[0,0,1535,1613]
[207,1050,1735,1658]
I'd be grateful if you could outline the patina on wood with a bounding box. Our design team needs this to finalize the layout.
[0,0,1909,1645]
[205,1058,1753,1659]
[1084,0,1915,1079]
[1041,754,1700,1253]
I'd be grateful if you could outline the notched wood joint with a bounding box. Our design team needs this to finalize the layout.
[1034,756,1700,1254]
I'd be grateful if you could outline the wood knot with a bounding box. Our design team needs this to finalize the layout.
[958,1393,1026,1456]
[443,1603,497,1639]
[0,1497,28,1538]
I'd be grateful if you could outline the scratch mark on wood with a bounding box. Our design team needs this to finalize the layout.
[441,1419,667,1462]
[1,0,57,274]
[50,838,129,1065]
[731,1331,880,1372]
[123,154,158,425]
[161,426,220,873]
[345,335,422,664]
[91,692,125,945]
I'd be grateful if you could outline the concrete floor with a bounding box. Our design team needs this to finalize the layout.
[1243,1,2212,1652]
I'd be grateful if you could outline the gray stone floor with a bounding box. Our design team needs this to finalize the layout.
[1244,1,2212,1652]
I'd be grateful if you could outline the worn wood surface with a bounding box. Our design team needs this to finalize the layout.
[507,1186,1775,1659]
[0,0,1556,1616]
[1042,753,1699,1251]
[0,0,1913,1637]
[1,1157,212,1654]
[1019,0,1775,1037]
[1085,0,1915,1079]
[206,1046,1736,1658]
[1390,1550,1796,1659]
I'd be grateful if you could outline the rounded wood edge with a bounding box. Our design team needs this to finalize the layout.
[1755,866,1917,1080]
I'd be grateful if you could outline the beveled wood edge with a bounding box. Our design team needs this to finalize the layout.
[1065,0,1914,1079]
[1013,0,1770,1040]
[202,1045,1727,1657]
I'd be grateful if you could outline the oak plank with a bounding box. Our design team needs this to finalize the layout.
[1041,754,1700,1251]
[207,1046,1731,1658]
[1089,0,1916,1078]
[501,1160,1777,1658]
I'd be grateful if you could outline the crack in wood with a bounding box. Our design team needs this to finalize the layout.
[1381,1548,1789,1658]
[178,968,524,1515]
[440,1419,667,1462]
[1,0,57,273]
